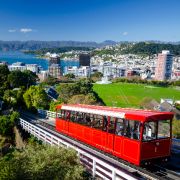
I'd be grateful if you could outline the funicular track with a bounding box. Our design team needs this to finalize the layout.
[20,112,180,180]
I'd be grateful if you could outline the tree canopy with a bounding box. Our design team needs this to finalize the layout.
[8,70,38,89]
[0,65,10,96]
[0,65,10,84]
[23,86,50,110]
[64,73,75,79]
[50,79,104,110]
[0,111,19,137]
[121,42,180,56]
[56,79,94,103]
[0,144,84,179]
[68,93,97,105]
[172,119,180,138]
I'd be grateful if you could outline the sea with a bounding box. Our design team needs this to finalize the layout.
[0,51,79,72]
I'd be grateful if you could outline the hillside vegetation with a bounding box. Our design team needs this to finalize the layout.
[121,42,180,56]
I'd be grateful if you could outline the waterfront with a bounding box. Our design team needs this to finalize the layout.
[0,51,79,71]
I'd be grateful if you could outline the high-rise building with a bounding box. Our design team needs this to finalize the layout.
[48,64,62,79]
[155,50,173,81]
[49,53,60,66]
[79,54,90,66]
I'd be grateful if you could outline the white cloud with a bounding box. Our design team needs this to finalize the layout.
[20,28,33,33]
[122,32,128,36]
[8,29,16,33]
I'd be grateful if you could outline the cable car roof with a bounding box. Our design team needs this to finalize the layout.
[56,104,174,122]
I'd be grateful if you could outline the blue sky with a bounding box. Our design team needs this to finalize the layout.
[0,0,180,42]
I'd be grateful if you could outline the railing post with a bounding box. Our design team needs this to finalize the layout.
[112,168,116,180]
[92,157,96,178]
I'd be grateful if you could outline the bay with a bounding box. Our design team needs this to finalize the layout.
[0,51,79,72]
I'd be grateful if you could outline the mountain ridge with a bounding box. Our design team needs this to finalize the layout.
[0,40,180,51]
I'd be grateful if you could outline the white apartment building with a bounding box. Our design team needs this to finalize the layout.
[8,62,27,71]
[64,66,90,77]
[8,62,40,74]
[26,64,39,74]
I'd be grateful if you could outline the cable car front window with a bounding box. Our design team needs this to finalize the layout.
[123,120,140,140]
[157,120,170,139]
[143,121,157,141]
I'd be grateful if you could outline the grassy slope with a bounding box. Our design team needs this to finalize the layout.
[93,83,180,108]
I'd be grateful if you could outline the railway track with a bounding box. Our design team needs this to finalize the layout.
[20,112,180,180]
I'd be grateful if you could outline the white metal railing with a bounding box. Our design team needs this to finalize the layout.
[38,109,61,118]
[19,118,138,180]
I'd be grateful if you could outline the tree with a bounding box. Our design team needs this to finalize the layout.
[23,70,38,88]
[8,70,26,88]
[172,119,180,138]
[56,83,77,103]
[0,112,19,137]
[56,79,93,103]
[0,65,10,84]
[90,72,103,82]
[0,115,12,136]
[42,76,58,86]
[8,70,38,89]
[49,99,63,111]
[23,86,50,110]
[3,88,25,109]
[91,72,103,78]
[65,73,75,79]
[68,93,97,105]
[75,79,93,95]
[55,79,104,105]
[0,65,10,96]
[3,90,17,107]
[0,144,84,179]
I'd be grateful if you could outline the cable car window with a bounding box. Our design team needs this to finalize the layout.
[157,120,170,139]
[143,121,157,141]
[85,114,91,126]
[66,111,70,120]
[124,120,140,140]
[108,117,116,134]
[70,111,76,122]
[115,118,124,136]
[76,112,85,124]
[57,112,61,118]
[91,115,103,130]
[61,110,66,120]
[102,116,108,131]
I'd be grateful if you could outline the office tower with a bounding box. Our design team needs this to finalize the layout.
[49,53,60,66]
[79,54,90,66]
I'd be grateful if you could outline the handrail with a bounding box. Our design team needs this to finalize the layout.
[19,118,140,180]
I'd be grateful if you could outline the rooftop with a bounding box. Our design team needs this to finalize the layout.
[56,104,174,122]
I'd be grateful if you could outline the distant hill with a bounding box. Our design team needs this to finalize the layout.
[121,42,180,56]
[0,40,180,53]
[0,40,119,51]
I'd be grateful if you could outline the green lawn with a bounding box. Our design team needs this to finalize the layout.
[93,83,180,108]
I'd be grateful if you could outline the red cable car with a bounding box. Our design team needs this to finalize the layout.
[55,104,174,166]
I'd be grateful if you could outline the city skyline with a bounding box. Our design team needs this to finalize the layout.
[0,0,180,42]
